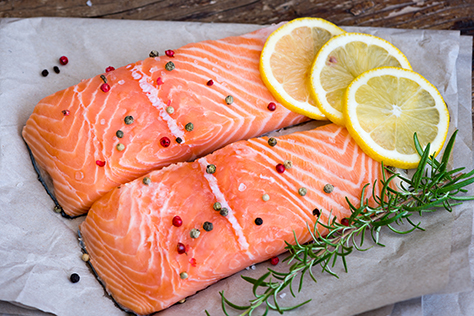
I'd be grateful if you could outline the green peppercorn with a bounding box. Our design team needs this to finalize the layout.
[179,298,186,304]
[323,184,334,193]
[262,194,270,202]
[220,207,228,216]
[149,50,159,58]
[284,160,293,169]
[268,137,277,147]
[213,202,222,211]
[298,187,307,196]
[166,106,175,114]
[206,164,216,174]
[180,272,188,279]
[143,177,151,185]
[53,205,63,213]
[203,221,213,232]
[124,115,134,125]
[190,228,200,239]
[165,61,175,71]
[116,143,125,151]
[225,95,234,105]
[185,122,194,132]
[116,130,124,138]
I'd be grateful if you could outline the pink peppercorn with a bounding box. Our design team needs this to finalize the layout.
[341,218,350,226]
[267,102,276,111]
[270,257,279,265]
[105,66,115,72]
[100,83,110,92]
[172,216,183,227]
[96,160,106,167]
[59,56,68,65]
[160,137,171,147]
[206,79,214,86]
[177,243,186,254]
[165,50,175,57]
[62,110,70,116]
[275,163,285,174]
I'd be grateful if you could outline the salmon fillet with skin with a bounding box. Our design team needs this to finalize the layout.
[22,24,310,217]
[79,124,388,315]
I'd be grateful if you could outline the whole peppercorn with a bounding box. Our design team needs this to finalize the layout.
[116,143,125,151]
[54,205,62,213]
[190,228,201,239]
[323,184,334,193]
[59,56,68,65]
[206,164,216,174]
[180,272,188,279]
[177,243,186,254]
[206,79,214,86]
[166,106,174,114]
[225,95,234,105]
[275,163,285,174]
[220,207,229,216]
[185,122,194,132]
[262,194,270,202]
[81,253,90,262]
[105,66,115,72]
[213,202,222,211]
[160,137,171,147]
[254,217,263,225]
[203,221,213,232]
[313,208,320,217]
[270,257,279,265]
[100,83,110,92]
[142,177,151,185]
[165,50,175,57]
[176,137,183,144]
[268,137,277,147]
[298,187,307,196]
[165,61,175,71]
[96,160,106,167]
[41,69,49,77]
[62,110,70,116]
[124,115,134,125]
[149,50,159,58]
[70,273,80,283]
[53,66,60,74]
[284,160,293,169]
[172,216,183,227]
[100,74,107,83]
[267,102,277,111]
[341,218,350,226]
[116,130,124,138]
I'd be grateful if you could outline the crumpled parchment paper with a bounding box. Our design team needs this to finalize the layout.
[0,17,472,316]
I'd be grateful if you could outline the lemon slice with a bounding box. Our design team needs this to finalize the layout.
[260,18,345,120]
[344,67,449,169]
[310,33,412,125]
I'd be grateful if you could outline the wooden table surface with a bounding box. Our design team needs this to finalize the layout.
[1,0,473,107]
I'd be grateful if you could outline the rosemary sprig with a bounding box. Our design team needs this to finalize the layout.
[220,131,474,315]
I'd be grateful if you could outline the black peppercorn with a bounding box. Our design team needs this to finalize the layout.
[254,217,263,225]
[53,66,60,74]
[203,221,213,231]
[41,69,49,77]
[313,208,320,217]
[70,273,80,283]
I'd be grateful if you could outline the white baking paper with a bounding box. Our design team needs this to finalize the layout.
[0,18,472,316]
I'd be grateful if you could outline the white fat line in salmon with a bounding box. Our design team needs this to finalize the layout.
[131,65,186,142]
[198,157,254,260]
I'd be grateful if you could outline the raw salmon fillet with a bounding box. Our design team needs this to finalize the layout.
[80,124,388,315]
[22,25,308,217]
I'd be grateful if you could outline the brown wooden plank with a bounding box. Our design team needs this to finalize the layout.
[1,0,473,115]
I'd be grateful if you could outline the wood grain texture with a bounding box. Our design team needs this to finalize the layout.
[1,0,473,113]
